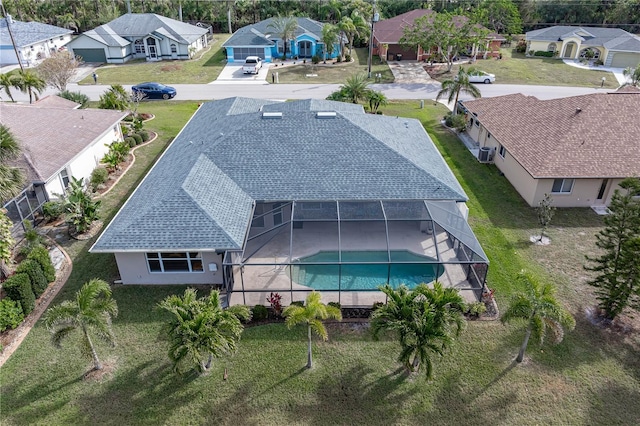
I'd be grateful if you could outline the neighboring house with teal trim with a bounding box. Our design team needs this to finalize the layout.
[0,16,72,66]
[66,13,209,64]
[525,26,640,68]
[223,17,341,62]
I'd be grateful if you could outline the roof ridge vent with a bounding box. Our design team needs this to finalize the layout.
[316,111,337,119]
[262,112,283,119]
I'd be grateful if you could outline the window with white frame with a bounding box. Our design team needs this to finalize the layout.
[170,44,177,53]
[134,39,145,54]
[551,178,574,193]
[59,168,70,188]
[498,144,506,158]
[146,252,204,273]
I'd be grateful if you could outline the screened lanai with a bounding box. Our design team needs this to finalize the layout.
[225,200,488,307]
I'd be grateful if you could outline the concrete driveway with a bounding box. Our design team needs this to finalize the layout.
[212,62,271,85]
[387,60,439,84]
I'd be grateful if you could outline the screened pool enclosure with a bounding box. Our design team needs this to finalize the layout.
[225,200,488,307]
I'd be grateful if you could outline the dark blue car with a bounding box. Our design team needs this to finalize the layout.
[132,82,177,100]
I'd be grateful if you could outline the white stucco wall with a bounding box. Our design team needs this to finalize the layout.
[115,252,224,285]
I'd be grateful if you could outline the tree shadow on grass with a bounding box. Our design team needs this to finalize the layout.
[587,381,640,424]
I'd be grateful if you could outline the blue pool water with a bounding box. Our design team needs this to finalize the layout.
[290,250,444,290]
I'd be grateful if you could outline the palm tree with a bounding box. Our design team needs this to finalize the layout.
[158,288,250,375]
[367,90,388,113]
[501,271,575,363]
[435,67,482,115]
[321,23,338,63]
[333,73,371,104]
[267,15,298,60]
[44,279,118,371]
[0,71,19,102]
[337,16,355,60]
[15,69,46,104]
[98,85,130,110]
[282,291,342,369]
[622,64,640,86]
[371,282,466,377]
[0,124,25,203]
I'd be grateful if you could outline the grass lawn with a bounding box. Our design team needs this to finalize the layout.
[236,47,393,84]
[430,48,618,89]
[1,101,639,425]
[78,34,232,85]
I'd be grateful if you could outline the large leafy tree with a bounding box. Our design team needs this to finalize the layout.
[585,178,640,320]
[472,0,523,35]
[158,288,250,375]
[501,271,575,363]
[282,291,342,369]
[0,124,25,204]
[435,67,481,114]
[371,282,466,377]
[14,69,46,104]
[44,279,118,371]
[401,11,487,72]
[36,51,80,91]
[267,15,298,59]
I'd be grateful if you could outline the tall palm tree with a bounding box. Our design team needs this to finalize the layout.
[44,279,118,371]
[435,67,482,115]
[267,15,298,59]
[282,291,342,369]
[321,23,338,63]
[371,282,466,377]
[0,71,20,102]
[0,124,25,204]
[501,271,575,363]
[159,288,250,375]
[337,16,355,60]
[15,69,46,104]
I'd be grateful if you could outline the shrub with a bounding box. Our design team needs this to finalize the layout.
[534,50,554,57]
[252,304,269,321]
[312,55,320,64]
[3,273,35,315]
[372,301,385,311]
[515,39,527,53]
[466,301,487,317]
[444,112,467,131]
[16,259,48,296]
[123,114,135,122]
[345,54,352,62]
[290,300,304,307]
[267,292,283,316]
[61,177,101,234]
[139,130,150,142]
[126,137,137,148]
[27,245,55,282]
[131,133,143,145]
[42,200,64,222]
[336,56,342,63]
[57,90,89,108]
[328,301,341,311]
[0,299,24,331]
[18,220,44,257]
[90,166,109,191]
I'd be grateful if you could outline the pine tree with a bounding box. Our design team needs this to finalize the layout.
[585,178,640,320]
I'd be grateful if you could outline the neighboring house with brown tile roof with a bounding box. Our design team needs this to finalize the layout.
[460,89,640,208]
[525,26,640,68]
[1,100,126,231]
[373,9,505,62]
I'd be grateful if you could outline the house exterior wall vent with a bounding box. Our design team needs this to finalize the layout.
[262,112,283,119]
[316,111,337,119]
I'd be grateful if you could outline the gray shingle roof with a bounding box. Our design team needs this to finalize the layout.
[223,17,327,48]
[0,18,72,48]
[526,26,640,52]
[92,98,467,253]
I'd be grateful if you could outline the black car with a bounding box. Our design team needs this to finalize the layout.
[131,82,177,100]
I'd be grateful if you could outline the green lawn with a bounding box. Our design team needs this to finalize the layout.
[1,101,639,425]
[78,34,232,85]
[271,47,394,84]
[431,48,618,89]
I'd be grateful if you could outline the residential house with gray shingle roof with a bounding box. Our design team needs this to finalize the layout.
[1,97,126,233]
[65,13,209,63]
[525,26,640,68]
[0,16,72,66]
[223,17,341,62]
[91,97,489,307]
[460,88,640,209]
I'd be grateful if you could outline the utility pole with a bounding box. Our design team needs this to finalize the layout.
[367,0,379,79]
[0,2,24,71]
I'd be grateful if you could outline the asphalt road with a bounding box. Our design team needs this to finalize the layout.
[4,81,606,104]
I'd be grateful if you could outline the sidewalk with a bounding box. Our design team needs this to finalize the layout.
[562,59,627,85]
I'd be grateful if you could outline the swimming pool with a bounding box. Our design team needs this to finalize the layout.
[290,250,445,290]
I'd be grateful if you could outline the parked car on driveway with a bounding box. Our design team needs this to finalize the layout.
[467,70,496,84]
[131,82,177,100]
[242,56,263,74]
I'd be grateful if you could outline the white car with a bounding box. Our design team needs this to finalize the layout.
[467,70,496,84]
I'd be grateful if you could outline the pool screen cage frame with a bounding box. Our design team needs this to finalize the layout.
[223,200,489,306]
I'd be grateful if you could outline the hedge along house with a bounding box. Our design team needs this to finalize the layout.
[1,97,126,235]
[459,87,640,209]
[65,13,209,64]
[90,97,489,307]
[223,17,341,62]
[525,26,640,68]
[0,16,72,66]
